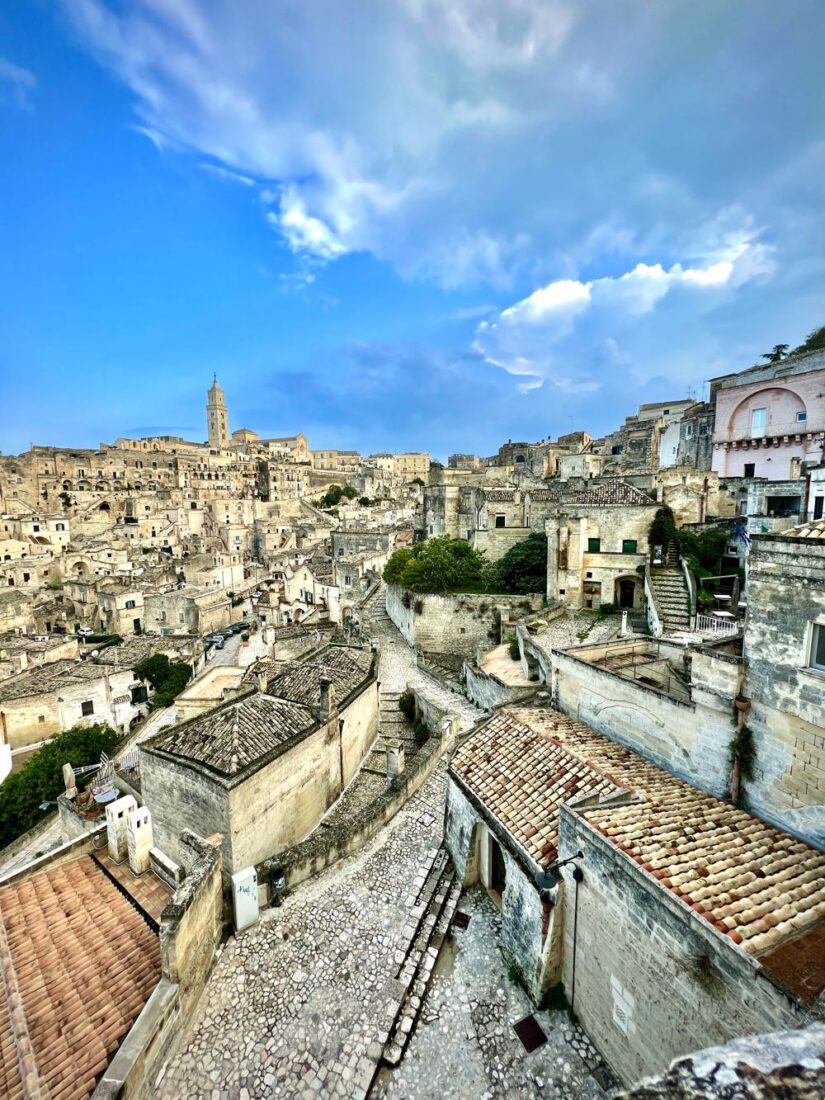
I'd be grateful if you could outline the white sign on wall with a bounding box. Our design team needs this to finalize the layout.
[611,974,636,1037]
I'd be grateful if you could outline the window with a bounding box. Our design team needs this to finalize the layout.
[38,715,45,724]
[495,515,506,528]
[699,422,709,436]
[622,540,638,554]
[587,537,601,553]
[797,411,807,422]
[685,423,694,438]
[611,444,623,455]
[743,463,756,478]
[811,624,825,673]
[751,407,767,434]
[23,572,30,582]
[814,497,824,521]
[81,700,94,717]
[33,524,40,533]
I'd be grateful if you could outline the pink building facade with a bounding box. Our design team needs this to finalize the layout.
[711,351,825,481]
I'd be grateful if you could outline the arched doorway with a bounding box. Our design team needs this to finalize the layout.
[616,576,637,609]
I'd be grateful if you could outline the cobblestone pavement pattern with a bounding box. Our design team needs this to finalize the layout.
[374,888,614,1100]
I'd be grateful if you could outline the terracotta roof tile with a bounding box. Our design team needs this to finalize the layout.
[0,856,160,1100]
[450,706,825,968]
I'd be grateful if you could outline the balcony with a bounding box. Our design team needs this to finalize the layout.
[714,419,824,446]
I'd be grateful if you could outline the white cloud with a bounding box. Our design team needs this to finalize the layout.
[57,0,814,298]
[0,58,36,109]
[474,233,774,391]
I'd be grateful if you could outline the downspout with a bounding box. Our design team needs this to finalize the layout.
[730,663,751,804]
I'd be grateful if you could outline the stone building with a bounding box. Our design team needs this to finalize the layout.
[206,374,230,450]
[446,705,825,1084]
[143,586,231,636]
[743,518,825,845]
[545,479,657,610]
[140,645,378,876]
[0,658,150,751]
[710,348,825,481]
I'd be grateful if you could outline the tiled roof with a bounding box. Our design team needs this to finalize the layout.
[0,659,108,702]
[451,707,825,962]
[483,489,516,502]
[781,518,825,540]
[451,710,619,864]
[0,857,160,1100]
[151,692,315,775]
[267,646,373,708]
[526,486,563,501]
[563,479,655,507]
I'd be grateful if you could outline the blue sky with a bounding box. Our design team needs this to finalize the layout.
[1,1,824,460]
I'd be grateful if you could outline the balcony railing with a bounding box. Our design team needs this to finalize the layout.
[696,613,740,636]
[714,419,824,444]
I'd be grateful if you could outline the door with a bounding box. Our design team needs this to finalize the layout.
[490,837,507,904]
[618,578,636,608]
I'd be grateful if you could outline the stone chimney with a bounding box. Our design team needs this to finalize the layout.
[257,671,267,692]
[319,676,336,722]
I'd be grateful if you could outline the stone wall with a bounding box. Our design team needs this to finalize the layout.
[266,693,469,894]
[552,641,737,799]
[744,534,825,847]
[445,778,562,1003]
[557,805,805,1087]
[160,831,224,1014]
[385,584,543,657]
[463,661,536,710]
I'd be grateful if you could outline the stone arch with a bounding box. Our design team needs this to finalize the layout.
[727,387,806,434]
[98,501,111,511]
[614,573,641,609]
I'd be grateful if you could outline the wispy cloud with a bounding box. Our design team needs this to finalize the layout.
[0,58,36,109]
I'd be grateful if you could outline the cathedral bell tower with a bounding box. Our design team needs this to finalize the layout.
[207,374,230,450]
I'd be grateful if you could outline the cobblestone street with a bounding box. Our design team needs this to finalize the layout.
[374,888,614,1100]
[153,594,609,1099]
[155,765,452,1100]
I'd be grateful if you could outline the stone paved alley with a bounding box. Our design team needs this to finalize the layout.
[152,593,611,1099]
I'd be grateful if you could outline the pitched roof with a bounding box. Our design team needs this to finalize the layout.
[266,646,373,708]
[563,478,655,507]
[151,692,315,776]
[781,518,825,540]
[483,489,516,502]
[451,707,825,962]
[0,857,160,1100]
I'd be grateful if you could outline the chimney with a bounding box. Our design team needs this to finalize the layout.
[257,671,267,693]
[319,676,336,722]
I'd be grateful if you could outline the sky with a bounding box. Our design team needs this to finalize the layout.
[1,1,824,461]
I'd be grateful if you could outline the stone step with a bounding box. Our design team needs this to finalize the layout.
[382,857,460,1067]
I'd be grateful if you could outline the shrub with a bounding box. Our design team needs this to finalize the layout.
[697,589,715,610]
[401,591,412,609]
[398,690,416,721]
[508,635,520,661]
[648,506,678,551]
[0,724,120,848]
[383,537,488,594]
[414,719,430,747]
[598,602,615,615]
[413,598,424,615]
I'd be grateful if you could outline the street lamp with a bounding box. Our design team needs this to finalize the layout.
[535,850,583,892]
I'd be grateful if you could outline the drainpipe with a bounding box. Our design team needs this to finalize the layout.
[570,865,584,1016]
[730,662,751,804]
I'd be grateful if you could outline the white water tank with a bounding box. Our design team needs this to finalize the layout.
[231,867,259,932]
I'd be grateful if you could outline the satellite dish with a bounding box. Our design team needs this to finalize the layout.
[90,649,100,658]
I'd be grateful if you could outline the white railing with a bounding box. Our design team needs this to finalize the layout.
[696,613,739,636]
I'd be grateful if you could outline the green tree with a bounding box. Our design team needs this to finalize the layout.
[762,343,789,363]
[791,325,825,356]
[497,532,547,594]
[648,506,678,552]
[358,496,371,507]
[134,654,192,709]
[0,724,120,847]
[412,477,425,486]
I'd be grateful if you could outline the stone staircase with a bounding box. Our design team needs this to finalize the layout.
[381,846,462,1068]
[648,567,691,633]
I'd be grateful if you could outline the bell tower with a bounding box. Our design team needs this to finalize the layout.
[206,374,230,450]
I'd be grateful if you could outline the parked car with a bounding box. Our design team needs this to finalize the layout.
[204,634,224,649]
